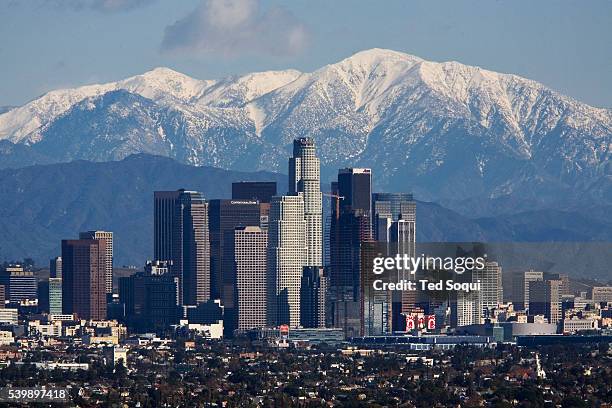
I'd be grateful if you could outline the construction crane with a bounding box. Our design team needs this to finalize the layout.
[322,192,344,217]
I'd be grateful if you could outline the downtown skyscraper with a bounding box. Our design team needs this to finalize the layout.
[208,199,261,301]
[330,168,373,293]
[473,261,503,315]
[289,138,323,267]
[62,239,108,320]
[232,226,268,330]
[267,195,307,327]
[330,168,373,336]
[154,190,210,306]
[79,231,113,295]
[264,138,323,328]
[370,192,417,332]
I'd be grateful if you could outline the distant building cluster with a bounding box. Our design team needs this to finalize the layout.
[0,137,611,349]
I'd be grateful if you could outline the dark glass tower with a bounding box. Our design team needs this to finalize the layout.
[231,181,277,203]
[329,168,373,337]
[154,190,210,306]
[119,261,179,331]
[300,266,328,328]
[330,168,373,291]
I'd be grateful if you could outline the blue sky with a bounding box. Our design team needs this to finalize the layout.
[1,0,611,108]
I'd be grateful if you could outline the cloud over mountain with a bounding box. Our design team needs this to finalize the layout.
[161,0,309,57]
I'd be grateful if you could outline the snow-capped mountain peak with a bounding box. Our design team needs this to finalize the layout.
[0,49,610,205]
[119,67,212,103]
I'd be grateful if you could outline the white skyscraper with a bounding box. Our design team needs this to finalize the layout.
[267,195,307,327]
[472,261,503,314]
[233,226,268,330]
[453,291,482,327]
[289,138,323,267]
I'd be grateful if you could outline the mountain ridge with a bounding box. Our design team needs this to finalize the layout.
[0,48,609,211]
[0,155,609,280]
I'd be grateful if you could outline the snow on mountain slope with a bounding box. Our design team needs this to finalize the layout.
[196,69,302,107]
[0,67,298,144]
[0,82,117,143]
[118,67,213,104]
[0,49,610,205]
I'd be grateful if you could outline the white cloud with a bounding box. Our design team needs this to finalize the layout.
[161,0,309,57]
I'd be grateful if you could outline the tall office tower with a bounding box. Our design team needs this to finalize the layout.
[360,242,393,336]
[544,272,572,297]
[50,257,62,279]
[300,266,328,328]
[49,277,62,315]
[154,190,210,306]
[289,138,323,267]
[232,181,277,203]
[0,285,4,309]
[473,261,503,315]
[330,168,373,291]
[208,199,261,302]
[62,239,108,320]
[232,226,268,330]
[529,279,562,324]
[79,231,113,294]
[267,195,307,327]
[373,193,418,319]
[6,266,37,302]
[119,261,179,331]
[513,270,544,311]
[451,290,483,327]
[372,193,416,243]
[330,169,373,337]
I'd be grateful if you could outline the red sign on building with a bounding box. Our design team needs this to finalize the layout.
[405,314,436,331]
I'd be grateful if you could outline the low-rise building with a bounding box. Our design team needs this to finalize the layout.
[563,318,598,333]
[0,309,18,325]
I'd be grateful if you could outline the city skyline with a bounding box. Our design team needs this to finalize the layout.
[0,138,608,341]
[0,2,609,405]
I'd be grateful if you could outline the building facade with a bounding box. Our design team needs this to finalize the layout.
[154,190,210,306]
[289,138,323,268]
[329,168,373,337]
[79,231,113,294]
[473,261,503,315]
[231,181,277,203]
[6,266,37,302]
[513,270,544,311]
[592,286,612,303]
[267,195,307,327]
[208,199,261,303]
[61,239,108,320]
[49,277,63,315]
[119,265,180,331]
[50,257,62,279]
[529,279,562,324]
[233,226,268,330]
[300,266,328,328]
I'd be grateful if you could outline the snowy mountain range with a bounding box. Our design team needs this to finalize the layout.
[0,48,610,210]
